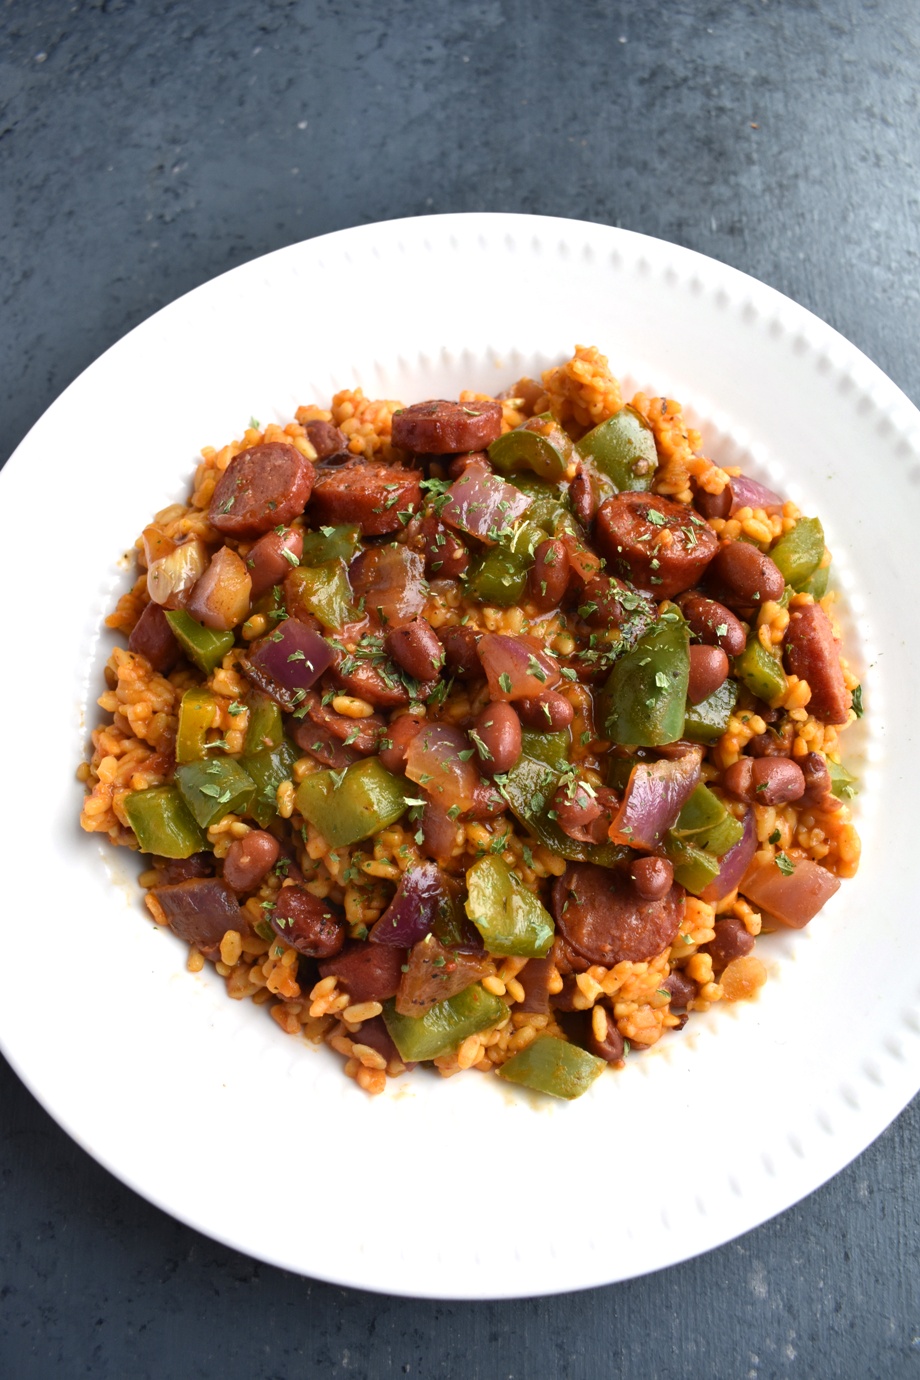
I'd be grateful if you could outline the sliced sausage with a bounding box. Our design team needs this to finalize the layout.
[302,419,348,462]
[289,690,384,756]
[128,600,181,673]
[246,526,304,600]
[271,885,345,958]
[551,862,685,966]
[594,492,718,599]
[310,463,421,536]
[318,940,407,1003]
[209,442,314,539]
[152,877,246,959]
[783,603,852,724]
[391,399,503,454]
[290,720,359,770]
[678,593,746,657]
[331,654,412,709]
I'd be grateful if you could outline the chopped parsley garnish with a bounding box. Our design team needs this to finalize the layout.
[851,684,864,717]
[775,852,796,876]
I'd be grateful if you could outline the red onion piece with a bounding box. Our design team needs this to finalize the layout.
[739,852,840,928]
[349,544,427,629]
[128,601,181,673]
[244,618,334,710]
[608,750,702,849]
[728,474,785,516]
[440,457,533,545]
[369,863,451,947]
[405,723,480,814]
[478,633,561,702]
[700,807,757,903]
[151,878,246,958]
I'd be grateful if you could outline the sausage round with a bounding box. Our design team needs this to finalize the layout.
[209,442,314,539]
[290,690,384,756]
[309,463,421,536]
[551,862,684,965]
[271,885,345,958]
[391,399,503,454]
[783,602,852,724]
[594,492,718,599]
[318,940,407,1003]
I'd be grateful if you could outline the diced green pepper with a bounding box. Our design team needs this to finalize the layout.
[506,477,569,534]
[489,414,575,482]
[576,405,657,492]
[799,564,829,599]
[241,739,299,827]
[123,785,207,858]
[295,758,407,847]
[243,691,284,754]
[466,546,530,606]
[669,784,743,857]
[383,984,508,1062]
[734,633,787,704]
[163,609,235,674]
[497,1034,605,1100]
[769,517,825,589]
[683,679,739,744]
[465,856,554,958]
[285,560,354,630]
[175,758,255,829]
[661,836,720,895]
[176,688,220,763]
[299,524,361,565]
[601,612,690,746]
[828,758,858,800]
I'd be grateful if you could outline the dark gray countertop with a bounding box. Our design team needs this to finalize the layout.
[2,2,919,1375]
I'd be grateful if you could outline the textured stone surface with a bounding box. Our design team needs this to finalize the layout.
[2,0,920,1375]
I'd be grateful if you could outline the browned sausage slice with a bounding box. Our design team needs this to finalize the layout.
[318,941,408,1003]
[551,862,684,965]
[128,601,181,672]
[783,603,851,724]
[209,442,314,539]
[594,492,718,599]
[331,652,413,708]
[271,885,345,958]
[309,462,421,536]
[391,399,503,454]
[289,689,385,755]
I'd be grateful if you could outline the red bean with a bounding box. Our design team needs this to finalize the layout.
[438,625,482,681]
[447,450,489,479]
[692,481,732,521]
[385,616,444,682]
[223,830,281,892]
[517,691,574,732]
[722,758,754,801]
[705,917,755,969]
[723,755,805,805]
[569,469,597,527]
[419,517,469,580]
[679,594,746,657]
[587,1006,625,1063]
[687,644,730,704]
[378,712,425,774]
[472,702,522,776]
[800,751,838,808]
[747,720,794,757]
[271,885,345,958]
[706,540,785,609]
[551,780,602,836]
[664,969,698,1009]
[630,855,674,901]
[527,538,570,612]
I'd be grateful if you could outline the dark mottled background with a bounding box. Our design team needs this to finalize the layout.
[2,1,919,1376]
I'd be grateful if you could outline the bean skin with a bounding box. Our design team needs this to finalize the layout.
[271,885,345,958]
[527,539,570,612]
[385,615,444,682]
[569,469,597,527]
[693,481,732,521]
[223,831,280,892]
[722,758,754,801]
[800,751,839,809]
[378,712,424,774]
[706,540,785,609]
[630,855,674,901]
[747,720,795,757]
[724,755,806,805]
[438,625,482,681]
[705,917,755,970]
[587,1006,625,1063]
[551,780,602,836]
[517,691,574,732]
[472,702,522,776]
[664,969,699,1009]
[687,644,730,704]
[679,594,746,658]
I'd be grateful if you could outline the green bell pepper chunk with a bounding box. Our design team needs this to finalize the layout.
[506,477,569,534]
[176,688,220,764]
[286,560,354,630]
[669,784,743,857]
[383,984,508,1062]
[496,731,628,869]
[123,785,207,858]
[601,612,690,746]
[241,739,299,827]
[769,517,825,589]
[163,609,235,674]
[498,1034,605,1100]
[734,633,786,704]
[576,404,657,492]
[467,547,530,606]
[683,679,739,744]
[489,414,574,482]
[175,758,256,829]
[661,836,721,895]
[799,564,829,599]
[299,524,361,565]
[243,691,284,754]
[465,856,555,958]
[828,758,858,800]
[295,758,407,847]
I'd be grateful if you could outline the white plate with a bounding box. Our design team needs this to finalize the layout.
[1,213,917,1300]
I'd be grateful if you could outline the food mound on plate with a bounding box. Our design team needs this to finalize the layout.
[79,345,862,1099]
